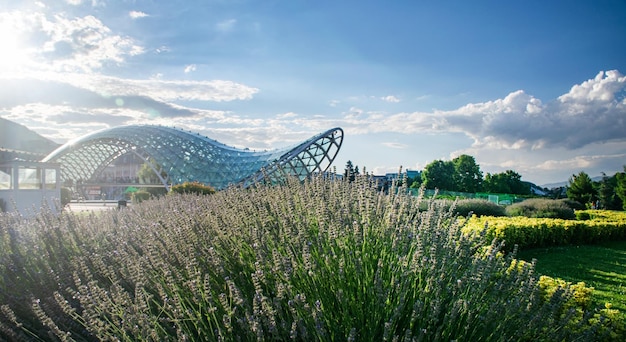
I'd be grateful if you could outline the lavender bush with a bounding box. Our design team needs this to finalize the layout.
[0,175,616,341]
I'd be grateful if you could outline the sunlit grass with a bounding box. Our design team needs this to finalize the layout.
[517,240,626,318]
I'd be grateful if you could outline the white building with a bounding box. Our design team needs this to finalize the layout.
[0,149,62,216]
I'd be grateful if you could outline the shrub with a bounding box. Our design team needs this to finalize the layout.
[132,190,151,203]
[60,187,72,207]
[559,198,586,211]
[506,198,575,219]
[454,199,507,217]
[576,211,591,220]
[0,176,619,340]
[169,181,216,195]
[465,214,626,250]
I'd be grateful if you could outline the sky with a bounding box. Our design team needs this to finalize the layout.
[0,0,625,186]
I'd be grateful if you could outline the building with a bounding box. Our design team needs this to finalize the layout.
[43,125,344,195]
[0,148,61,216]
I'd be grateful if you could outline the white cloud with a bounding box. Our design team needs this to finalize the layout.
[381,95,400,103]
[328,70,626,151]
[216,19,237,32]
[184,64,196,73]
[276,112,298,119]
[382,142,408,149]
[0,10,144,73]
[66,0,82,5]
[46,73,259,102]
[129,11,149,19]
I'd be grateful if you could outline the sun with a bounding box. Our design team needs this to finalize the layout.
[0,23,30,71]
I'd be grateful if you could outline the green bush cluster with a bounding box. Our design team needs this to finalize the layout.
[465,214,626,251]
[131,190,151,203]
[0,177,620,340]
[418,199,506,217]
[453,198,507,217]
[60,187,72,207]
[169,181,216,195]
[576,211,591,220]
[506,198,575,219]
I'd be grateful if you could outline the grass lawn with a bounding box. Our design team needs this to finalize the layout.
[517,240,626,317]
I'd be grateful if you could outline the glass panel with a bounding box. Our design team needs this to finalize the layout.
[45,169,57,189]
[18,166,42,189]
[0,167,12,189]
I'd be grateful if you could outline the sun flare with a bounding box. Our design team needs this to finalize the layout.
[0,24,30,71]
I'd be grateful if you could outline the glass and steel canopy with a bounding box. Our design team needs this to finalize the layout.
[42,125,344,190]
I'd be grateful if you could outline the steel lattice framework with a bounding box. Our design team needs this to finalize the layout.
[42,125,344,189]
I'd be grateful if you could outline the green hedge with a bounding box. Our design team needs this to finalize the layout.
[465,211,626,251]
[169,181,216,195]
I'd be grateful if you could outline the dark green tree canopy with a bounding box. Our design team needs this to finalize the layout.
[422,160,455,190]
[452,155,483,193]
[597,172,623,210]
[615,167,626,210]
[484,170,529,195]
[566,171,598,207]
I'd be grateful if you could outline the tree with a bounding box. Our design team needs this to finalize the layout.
[484,170,530,195]
[452,155,483,192]
[616,167,626,210]
[597,172,622,210]
[422,160,455,190]
[344,160,356,182]
[566,171,598,207]
[137,158,168,184]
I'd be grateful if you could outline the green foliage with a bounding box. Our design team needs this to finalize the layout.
[465,211,626,251]
[567,171,598,207]
[452,154,483,193]
[558,198,586,210]
[518,241,626,339]
[145,186,168,198]
[169,181,216,195]
[0,177,618,340]
[0,198,5,212]
[453,199,507,217]
[575,211,591,220]
[484,170,530,195]
[616,168,626,210]
[60,187,72,207]
[422,159,455,190]
[506,198,576,219]
[597,173,623,210]
[132,190,151,203]
[137,157,168,184]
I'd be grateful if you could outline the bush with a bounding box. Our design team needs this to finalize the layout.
[132,190,151,203]
[169,181,216,195]
[0,176,619,340]
[559,198,586,211]
[465,214,626,250]
[576,211,591,220]
[59,187,72,207]
[506,198,575,219]
[454,199,507,217]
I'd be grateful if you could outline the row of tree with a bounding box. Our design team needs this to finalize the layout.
[344,155,531,195]
[567,169,626,210]
[417,155,530,195]
[344,155,626,210]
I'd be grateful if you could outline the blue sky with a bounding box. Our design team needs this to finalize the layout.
[0,0,625,186]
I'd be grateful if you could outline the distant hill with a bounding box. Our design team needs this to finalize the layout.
[0,117,60,155]
[541,176,607,189]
